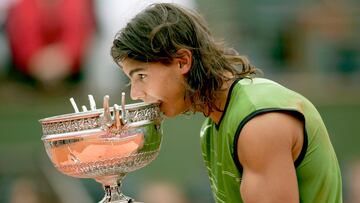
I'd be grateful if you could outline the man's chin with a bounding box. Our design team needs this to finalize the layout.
[163,113,177,118]
[161,104,191,118]
[161,109,176,118]
[160,107,179,118]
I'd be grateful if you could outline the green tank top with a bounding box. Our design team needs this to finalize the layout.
[200,78,342,203]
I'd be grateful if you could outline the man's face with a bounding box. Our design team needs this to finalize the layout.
[120,58,192,117]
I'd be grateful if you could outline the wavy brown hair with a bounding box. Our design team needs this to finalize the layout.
[111,3,257,115]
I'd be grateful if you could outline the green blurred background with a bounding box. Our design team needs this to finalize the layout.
[0,0,359,203]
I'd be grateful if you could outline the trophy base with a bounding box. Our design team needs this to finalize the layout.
[100,184,143,203]
[99,201,142,203]
[99,198,143,203]
[99,197,143,203]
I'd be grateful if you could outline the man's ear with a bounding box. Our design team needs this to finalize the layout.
[176,49,192,74]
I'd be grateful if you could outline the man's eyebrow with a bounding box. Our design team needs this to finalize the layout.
[129,67,146,77]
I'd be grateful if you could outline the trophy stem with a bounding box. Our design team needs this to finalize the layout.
[96,174,140,203]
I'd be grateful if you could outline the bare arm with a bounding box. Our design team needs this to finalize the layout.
[237,112,303,203]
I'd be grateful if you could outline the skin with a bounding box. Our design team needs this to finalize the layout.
[238,112,303,203]
[120,49,193,117]
[120,49,304,202]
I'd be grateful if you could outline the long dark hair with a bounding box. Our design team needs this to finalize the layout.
[111,3,257,115]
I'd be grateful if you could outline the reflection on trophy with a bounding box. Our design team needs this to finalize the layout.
[39,93,163,203]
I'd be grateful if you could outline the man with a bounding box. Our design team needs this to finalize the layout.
[111,3,342,202]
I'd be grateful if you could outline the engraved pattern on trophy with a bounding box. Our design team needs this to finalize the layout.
[42,116,101,135]
[40,93,163,203]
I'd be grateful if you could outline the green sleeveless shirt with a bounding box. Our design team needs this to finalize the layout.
[200,78,342,203]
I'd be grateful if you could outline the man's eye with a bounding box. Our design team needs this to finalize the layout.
[138,74,146,80]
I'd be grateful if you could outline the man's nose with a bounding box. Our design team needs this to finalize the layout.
[130,85,146,101]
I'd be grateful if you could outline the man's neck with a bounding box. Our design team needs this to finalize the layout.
[208,78,235,124]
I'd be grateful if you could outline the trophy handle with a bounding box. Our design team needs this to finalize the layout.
[100,93,128,132]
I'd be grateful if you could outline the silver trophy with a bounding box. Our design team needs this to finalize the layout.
[39,93,163,203]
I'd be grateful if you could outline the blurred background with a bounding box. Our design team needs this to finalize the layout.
[0,0,359,202]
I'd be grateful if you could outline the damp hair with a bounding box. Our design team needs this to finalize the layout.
[111,3,258,115]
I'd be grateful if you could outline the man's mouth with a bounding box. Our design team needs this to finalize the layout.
[159,102,169,115]
[158,101,164,111]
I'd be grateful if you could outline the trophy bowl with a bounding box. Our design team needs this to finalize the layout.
[40,94,163,203]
